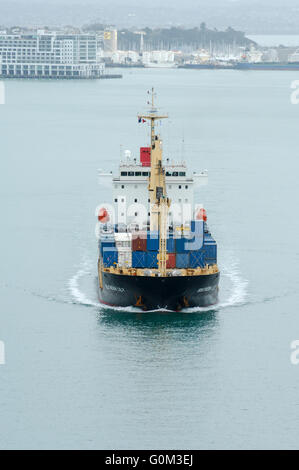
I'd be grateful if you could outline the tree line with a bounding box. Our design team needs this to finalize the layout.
[83,23,255,51]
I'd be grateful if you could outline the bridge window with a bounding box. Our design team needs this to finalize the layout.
[121,171,127,176]
[128,171,134,176]
[179,172,186,176]
[172,172,178,176]
[135,172,141,176]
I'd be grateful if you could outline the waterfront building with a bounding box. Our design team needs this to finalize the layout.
[103,29,118,53]
[0,30,105,78]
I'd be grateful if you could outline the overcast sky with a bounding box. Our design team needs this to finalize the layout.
[0,0,298,34]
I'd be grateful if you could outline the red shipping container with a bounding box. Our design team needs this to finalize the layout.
[166,253,176,269]
[132,232,147,251]
[140,147,151,167]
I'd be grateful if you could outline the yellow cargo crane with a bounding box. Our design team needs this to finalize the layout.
[138,88,170,276]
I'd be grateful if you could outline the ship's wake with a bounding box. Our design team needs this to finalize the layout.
[68,261,99,308]
[182,262,249,313]
[67,257,249,314]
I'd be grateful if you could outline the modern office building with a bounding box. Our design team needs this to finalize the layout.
[0,30,105,78]
[103,29,118,53]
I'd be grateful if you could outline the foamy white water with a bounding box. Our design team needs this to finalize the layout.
[68,262,99,308]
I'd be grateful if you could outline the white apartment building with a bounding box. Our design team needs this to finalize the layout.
[0,30,105,78]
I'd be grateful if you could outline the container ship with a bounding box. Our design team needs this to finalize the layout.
[97,90,220,311]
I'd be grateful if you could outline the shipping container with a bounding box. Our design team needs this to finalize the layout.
[132,232,147,251]
[166,237,175,253]
[115,233,132,242]
[99,238,116,256]
[146,251,158,268]
[166,253,176,269]
[117,248,132,267]
[115,232,132,249]
[189,250,205,268]
[103,250,118,268]
[204,244,217,259]
[175,237,190,253]
[186,236,204,251]
[132,251,147,268]
[147,231,159,251]
[176,253,189,268]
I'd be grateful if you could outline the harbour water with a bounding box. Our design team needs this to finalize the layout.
[248,34,299,47]
[0,68,299,449]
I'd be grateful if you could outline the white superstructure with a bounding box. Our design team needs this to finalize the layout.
[99,149,207,228]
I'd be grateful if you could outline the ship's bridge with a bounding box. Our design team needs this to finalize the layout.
[98,149,207,227]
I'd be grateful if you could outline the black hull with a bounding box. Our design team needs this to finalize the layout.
[98,272,220,311]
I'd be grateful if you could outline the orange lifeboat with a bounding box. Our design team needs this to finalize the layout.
[98,207,110,223]
[196,208,207,222]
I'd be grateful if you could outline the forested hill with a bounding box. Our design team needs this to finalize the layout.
[84,24,256,51]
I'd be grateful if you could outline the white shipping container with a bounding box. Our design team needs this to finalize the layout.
[116,241,131,248]
[115,232,132,249]
[117,246,132,267]
[118,249,132,267]
[115,233,132,242]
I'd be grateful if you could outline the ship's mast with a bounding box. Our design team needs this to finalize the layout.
[138,88,170,276]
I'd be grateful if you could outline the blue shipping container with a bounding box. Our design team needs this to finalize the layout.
[100,239,116,256]
[176,238,191,253]
[147,231,175,252]
[166,237,175,253]
[132,251,147,268]
[146,251,158,268]
[103,250,118,268]
[204,244,217,259]
[147,231,159,251]
[189,250,205,268]
[176,253,189,268]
